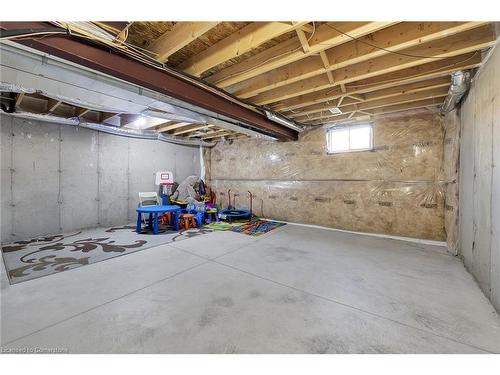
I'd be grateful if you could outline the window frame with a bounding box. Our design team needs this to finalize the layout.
[326,123,374,155]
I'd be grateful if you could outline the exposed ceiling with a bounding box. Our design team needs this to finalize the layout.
[1,21,498,141]
[121,21,498,124]
[4,91,249,141]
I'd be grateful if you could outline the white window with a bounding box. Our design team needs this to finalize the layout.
[326,124,373,154]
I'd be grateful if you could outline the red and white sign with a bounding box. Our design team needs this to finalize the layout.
[155,171,174,185]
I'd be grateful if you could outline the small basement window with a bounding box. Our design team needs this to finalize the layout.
[326,124,373,154]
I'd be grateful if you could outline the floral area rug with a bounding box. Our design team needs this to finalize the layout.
[1,224,213,284]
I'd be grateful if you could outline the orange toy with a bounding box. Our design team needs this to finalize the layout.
[179,213,197,230]
[161,212,171,225]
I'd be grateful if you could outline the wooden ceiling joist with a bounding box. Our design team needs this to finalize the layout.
[75,107,91,117]
[15,93,25,107]
[274,52,482,112]
[100,112,120,123]
[299,86,449,123]
[157,122,192,133]
[319,51,335,84]
[119,114,139,126]
[3,21,298,141]
[249,25,496,105]
[47,99,62,113]
[299,23,315,34]
[177,22,310,76]
[310,98,444,125]
[369,98,443,115]
[172,124,214,136]
[205,22,396,88]
[201,131,233,140]
[229,22,486,98]
[190,128,227,138]
[289,77,451,119]
[8,21,496,137]
[148,22,220,62]
[295,28,311,53]
[143,120,174,130]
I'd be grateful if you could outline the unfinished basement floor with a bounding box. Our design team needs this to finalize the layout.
[1,224,499,354]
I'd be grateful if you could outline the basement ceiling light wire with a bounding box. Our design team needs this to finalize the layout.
[209,21,463,87]
[328,51,480,93]
[272,25,484,107]
[278,51,476,112]
[321,54,478,95]
[0,28,68,40]
[324,23,470,60]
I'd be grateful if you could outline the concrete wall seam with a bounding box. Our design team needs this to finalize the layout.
[0,115,200,244]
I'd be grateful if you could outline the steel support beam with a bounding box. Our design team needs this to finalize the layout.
[0,22,298,140]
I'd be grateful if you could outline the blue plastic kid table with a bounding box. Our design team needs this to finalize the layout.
[136,205,181,234]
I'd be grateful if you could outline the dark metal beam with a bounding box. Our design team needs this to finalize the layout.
[0,22,298,140]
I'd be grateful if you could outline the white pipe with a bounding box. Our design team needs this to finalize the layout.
[265,110,304,132]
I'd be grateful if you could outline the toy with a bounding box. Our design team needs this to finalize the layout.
[180,197,204,227]
[155,171,174,205]
[218,190,253,222]
[205,202,218,223]
[179,213,197,231]
[171,176,200,202]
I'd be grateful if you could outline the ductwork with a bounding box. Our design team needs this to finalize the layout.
[0,83,37,94]
[0,42,277,140]
[440,71,471,114]
[1,110,216,147]
[0,22,298,140]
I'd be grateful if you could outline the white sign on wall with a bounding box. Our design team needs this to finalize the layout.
[155,171,174,185]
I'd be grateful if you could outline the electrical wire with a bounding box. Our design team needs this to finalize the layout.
[0,29,67,40]
[325,23,463,60]
[210,21,464,88]
[277,51,479,113]
[338,51,479,90]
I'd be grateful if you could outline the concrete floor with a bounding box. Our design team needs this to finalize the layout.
[1,224,499,353]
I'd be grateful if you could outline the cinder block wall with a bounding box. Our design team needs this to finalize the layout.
[0,115,200,244]
[459,42,500,311]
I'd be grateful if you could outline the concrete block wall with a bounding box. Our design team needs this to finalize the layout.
[459,41,500,311]
[0,115,200,244]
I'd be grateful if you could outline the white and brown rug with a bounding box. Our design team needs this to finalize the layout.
[1,224,213,284]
